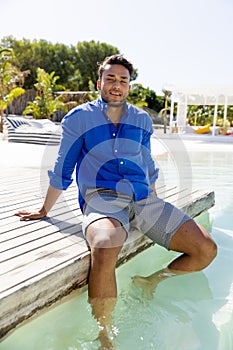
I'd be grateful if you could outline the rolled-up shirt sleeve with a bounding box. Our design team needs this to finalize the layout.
[48,111,84,190]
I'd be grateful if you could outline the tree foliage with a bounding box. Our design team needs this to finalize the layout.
[0,36,163,121]
[128,83,164,111]
[1,36,78,90]
[186,104,233,127]
[0,47,29,130]
[23,68,67,119]
[0,37,121,91]
[75,41,119,90]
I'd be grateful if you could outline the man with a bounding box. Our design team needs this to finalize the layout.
[16,55,217,348]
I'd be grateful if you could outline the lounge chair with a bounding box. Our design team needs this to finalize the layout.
[3,116,61,145]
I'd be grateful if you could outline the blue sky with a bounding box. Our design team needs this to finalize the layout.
[1,0,233,94]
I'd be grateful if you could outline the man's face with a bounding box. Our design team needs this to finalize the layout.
[97,64,131,105]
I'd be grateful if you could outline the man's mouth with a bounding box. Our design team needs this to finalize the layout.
[110,91,121,97]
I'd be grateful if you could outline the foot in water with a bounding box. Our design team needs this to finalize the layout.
[97,330,115,350]
[132,268,178,299]
[131,275,156,300]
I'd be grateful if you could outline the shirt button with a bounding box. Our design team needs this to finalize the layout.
[120,161,124,165]
[113,133,116,137]
[114,149,118,153]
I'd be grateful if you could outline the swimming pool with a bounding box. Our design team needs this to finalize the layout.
[1,136,233,350]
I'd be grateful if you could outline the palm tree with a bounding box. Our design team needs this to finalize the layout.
[0,48,29,132]
[23,67,68,119]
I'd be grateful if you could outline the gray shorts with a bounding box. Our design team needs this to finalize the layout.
[82,188,191,249]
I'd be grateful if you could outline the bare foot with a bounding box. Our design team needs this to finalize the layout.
[89,297,117,349]
[132,268,178,299]
[131,275,156,300]
[97,327,116,349]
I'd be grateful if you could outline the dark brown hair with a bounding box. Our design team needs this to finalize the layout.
[98,54,134,80]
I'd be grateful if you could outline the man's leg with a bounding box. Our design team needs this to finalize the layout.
[86,217,127,298]
[86,217,127,348]
[132,208,217,299]
[168,219,217,271]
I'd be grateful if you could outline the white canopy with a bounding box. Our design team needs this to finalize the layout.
[164,85,233,135]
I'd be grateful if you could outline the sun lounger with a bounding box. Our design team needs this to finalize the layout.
[4,116,61,145]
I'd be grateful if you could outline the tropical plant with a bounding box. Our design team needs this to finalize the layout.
[0,47,29,132]
[87,80,99,101]
[23,67,68,119]
[187,105,213,126]
[227,106,233,126]
[127,83,148,108]
[127,84,164,112]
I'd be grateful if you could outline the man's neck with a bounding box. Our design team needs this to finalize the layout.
[107,104,125,126]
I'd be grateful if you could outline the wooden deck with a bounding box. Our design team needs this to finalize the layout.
[0,166,215,338]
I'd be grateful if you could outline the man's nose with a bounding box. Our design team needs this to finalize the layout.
[112,80,120,88]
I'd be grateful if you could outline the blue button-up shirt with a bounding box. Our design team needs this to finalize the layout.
[49,97,159,211]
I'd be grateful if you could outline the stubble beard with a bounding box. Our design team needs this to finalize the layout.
[107,100,126,108]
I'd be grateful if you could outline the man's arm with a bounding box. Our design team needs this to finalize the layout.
[15,185,63,221]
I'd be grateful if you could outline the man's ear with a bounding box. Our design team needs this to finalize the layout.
[97,80,101,90]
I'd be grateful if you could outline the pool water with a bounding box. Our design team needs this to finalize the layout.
[1,138,233,350]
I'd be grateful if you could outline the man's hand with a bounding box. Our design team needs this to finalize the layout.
[15,207,47,221]
[15,186,63,221]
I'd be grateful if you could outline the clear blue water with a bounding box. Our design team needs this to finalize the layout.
[1,137,233,350]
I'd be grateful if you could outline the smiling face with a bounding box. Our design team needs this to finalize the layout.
[97,64,131,105]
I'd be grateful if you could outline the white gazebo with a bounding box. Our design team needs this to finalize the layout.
[164,85,233,135]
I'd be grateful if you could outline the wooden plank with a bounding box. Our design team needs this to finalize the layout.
[0,173,215,339]
[0,252,90,338]
[0,206,81,241]
[0,196,79,224]
[0,239,87,295]
[0,214,83,259]
[0,192,79,226]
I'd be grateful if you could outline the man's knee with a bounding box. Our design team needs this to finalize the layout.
[199,234,217,266]
[86,218,127,249]
[190,230,217,271]
[169,220,217,269]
